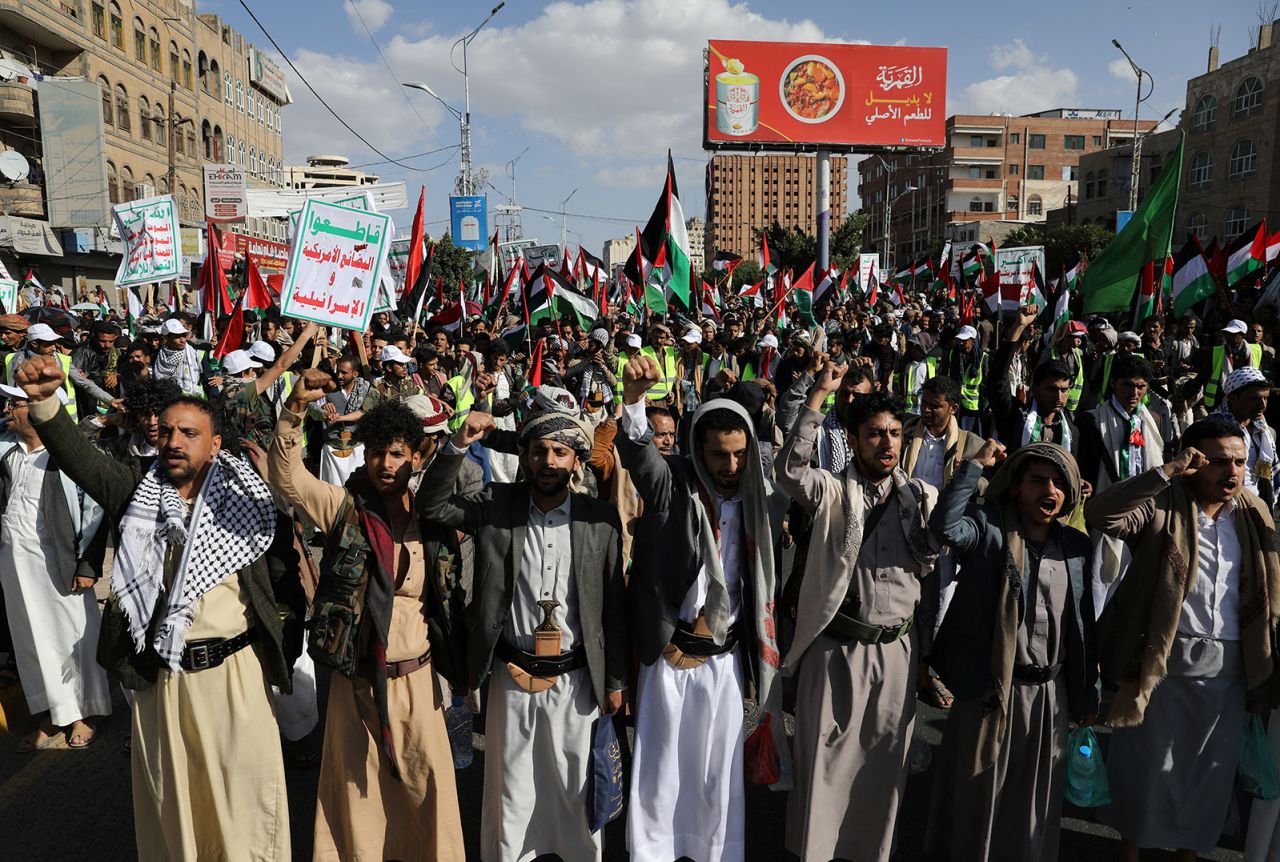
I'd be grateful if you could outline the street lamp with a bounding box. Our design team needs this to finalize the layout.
[403,3,503,196]
[886,185,917,275]
[1112,38,1153,212]
[559,188,577,254]
[869,154,897,265]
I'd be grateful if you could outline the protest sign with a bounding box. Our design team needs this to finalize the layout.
[112,195,183,287]
[0,279,16,314]
[280,199,390,331]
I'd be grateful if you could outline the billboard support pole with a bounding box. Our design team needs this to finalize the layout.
[816,148,830,276]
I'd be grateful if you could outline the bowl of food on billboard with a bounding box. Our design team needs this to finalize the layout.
[779,55,844,123]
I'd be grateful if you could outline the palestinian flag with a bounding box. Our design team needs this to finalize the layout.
[244,258,274,312]
[1267,228,1280,264]
[644,240,670,314]
[961,244,985,281]
[913,255,934,283]
[759,232,776,276]
[1041,273,1072,348]
[792,263,817,325]
[527,265,600,330]
[625,152,691,309]
[814,267,840,307]
[1226,221,1267,286]
[1133,254,1172,328]
[1024,259,1048,309]
[577,248,606,286]
[96,286,111,316]
[739,280,765,308]
[712,251,743,273]
[1171,237,1217,315]
[426,298,482,332]
[125,285,144,336]
[167,283,181,315]
[865,270,880,305]
[486,262,520,322]
[700,281,720,320]
[213,294,246,359]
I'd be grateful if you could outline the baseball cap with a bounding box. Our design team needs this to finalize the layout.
[380,345,412,364]
[26,323,60,342]
[161,318,190,336]
[221,349,263,376]
[1224,365,1269,396]
[403,394,450,434]
[1222,319,1248,335]
[624,333,642,349]
[955,326,978,341]
[248,341,276,363]
[0,383,27,400]
[1117,330,1142,345]
[680,330,703,344]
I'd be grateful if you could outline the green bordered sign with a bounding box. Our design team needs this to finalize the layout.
[113,195,183,287]
[280,198,390,332]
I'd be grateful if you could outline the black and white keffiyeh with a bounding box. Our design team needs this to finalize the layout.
[111,451,277,671]
[154,345,203,395]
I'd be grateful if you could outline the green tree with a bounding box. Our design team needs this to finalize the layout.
[430,232,479,299]
[751,221,815,276]
[1001,223,1115,278]
[830,210,871,274]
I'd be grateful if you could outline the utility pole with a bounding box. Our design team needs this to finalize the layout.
[1112,39,1151,212]
[458,3,504,196]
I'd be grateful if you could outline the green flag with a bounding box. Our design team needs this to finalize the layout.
[1081,132,1184,313]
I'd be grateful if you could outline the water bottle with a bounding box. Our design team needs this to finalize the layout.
[1066,739,1100,806]
[445,696,474,769]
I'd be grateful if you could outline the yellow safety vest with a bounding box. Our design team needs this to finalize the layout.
[447,375,475,432]
[958,355,983,412]
[1051,346,1085,413]
[6,351,77,421]
[614,354,630,398]
[902,356,939,415]
[639,345,680,400]
[1205,343,1263,409]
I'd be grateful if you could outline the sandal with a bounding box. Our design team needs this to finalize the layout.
[919,677,954,709]
[67,721,98,749]
[17,723,61,753]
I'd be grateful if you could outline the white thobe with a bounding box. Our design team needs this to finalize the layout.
[1180,499,1242,641]
[482,496,601,862]
[622,400,747,862]
[489,371,521,483]
[0,444,111,726]
[910,431,957,630]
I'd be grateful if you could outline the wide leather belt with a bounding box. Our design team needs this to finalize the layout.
[824,610,915,646]
[180,629,257,672]
[669,619,740,658]
[495,639,586,678]
[1012,661,1062,685]
[386,649,432,680]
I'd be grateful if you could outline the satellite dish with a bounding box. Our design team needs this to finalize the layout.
[0,151,30,182]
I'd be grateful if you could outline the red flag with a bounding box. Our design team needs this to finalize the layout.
[213,294,245,359]
[402,187,426,299]
[243,258,273,310]
[198,220,233,318]
[527,338,544,388]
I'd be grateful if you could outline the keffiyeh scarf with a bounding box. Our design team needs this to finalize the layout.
[111,452,277,671]
[154,345,202,395]
[1021,402,1072,451]
[821,410,851,473]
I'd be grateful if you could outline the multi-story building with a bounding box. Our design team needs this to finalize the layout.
[0,0,289,294]
[857,110,1157,269]
[285,154,380,190]
[1047,127,1184,230]
[602,233,636,274]
[684,215,704,275]
[1179,19,1280,244]
[704,152,848,261]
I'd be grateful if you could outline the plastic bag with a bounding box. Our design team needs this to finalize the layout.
[745,712,781,785]
[1239,713,1280,800]
[587,715,626,833]
[1063,726,1112,807]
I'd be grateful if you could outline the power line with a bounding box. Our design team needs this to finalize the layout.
[236,0,448,174]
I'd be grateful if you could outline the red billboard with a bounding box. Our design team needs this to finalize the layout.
[705,40,947,149]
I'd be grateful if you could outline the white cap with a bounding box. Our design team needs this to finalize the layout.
[680,330,703,344]
[956,325,978,341]
[1222,319,1248,334]
[26,323,60,342]
[759,333,779,349]
[0,383,26,400]
[624,333,642,349]
[1118,330,1142,344]
[221,349,262,376]
[247,340,276,363]
[380,345,412,364]
[161,318,189,335]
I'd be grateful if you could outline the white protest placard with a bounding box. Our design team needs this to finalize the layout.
[112,195,183,287]
[203,164,247,223]
[0,279,16,314]
[291,192,400,316]
[858,252,880,288]
[281,199,391,331]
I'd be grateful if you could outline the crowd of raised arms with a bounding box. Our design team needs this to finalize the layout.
[4,284,1280,862]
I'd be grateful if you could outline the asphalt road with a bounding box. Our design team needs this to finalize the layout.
[0,667,1252,861]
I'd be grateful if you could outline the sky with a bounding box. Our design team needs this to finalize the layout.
[208,0,1269,256]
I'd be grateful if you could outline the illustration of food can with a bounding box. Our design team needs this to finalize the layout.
[716,70,759,136]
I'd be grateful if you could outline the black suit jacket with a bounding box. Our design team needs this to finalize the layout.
[418,448,627,705]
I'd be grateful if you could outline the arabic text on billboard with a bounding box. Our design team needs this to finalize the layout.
[705,41,946,149]
[251,50,289,104]
[38,79,111,228]
[203,165,247,223]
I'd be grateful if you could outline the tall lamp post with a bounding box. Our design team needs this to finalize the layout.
[559,188,577,253]
[1112,38,1153,212]
[886,185,917,276]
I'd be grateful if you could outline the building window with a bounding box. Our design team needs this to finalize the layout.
[153,105,165,146]
[134,20,146,62]
[1008,163,1019,176]
[1097,169,1108,196]
[1186,214,1208,240]
[1010,132,1020,144]
[1092,135,1102,146]
[1064,135,1085,150]
[1192,95,1218,131]
[250,147,258,175]
[139,97,151,141]
[182,50,193,89]
[1027,164,1045,180]
[1028,134,1045,149]
[109,2,123,48]
[91,2,105,38]
[149,29,161,71]
[1229,139,1258,177]
[169,41,179,82]
[969,134,983,147]
[248,92,255,119]
[213,126,224,161]
[1235,76,1264,118]
[236,81,243,111]
[186,128,195,157]
[1226,205,1250,238]
[225,73,233,106]
[120,165,134,201]
[227,135,236,165]
[106,160,118,203]
[115,84,130,133]
[969,197,984,213]
[175,116,184,154]
[209,60,220,98]
[968,166,981,179]
[239,141,247,170]
[1065,165,1079,181]
[202,120,212,159]
[1028,194,1043,216]
[1189,151,1213,187]
[1008,194,1019,212]
[99,76,113,125]
[1084,172,1095,198]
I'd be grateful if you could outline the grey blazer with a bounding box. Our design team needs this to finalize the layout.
[418,448,628,706]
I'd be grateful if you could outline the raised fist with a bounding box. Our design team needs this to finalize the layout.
[14,355,65,403]
[622,353,661,405]
[452,410,496,448]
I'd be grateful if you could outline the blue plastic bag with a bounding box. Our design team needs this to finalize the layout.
[587,715,626,833]
[1064,726,1112,807]
[1239,713,1280,800]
